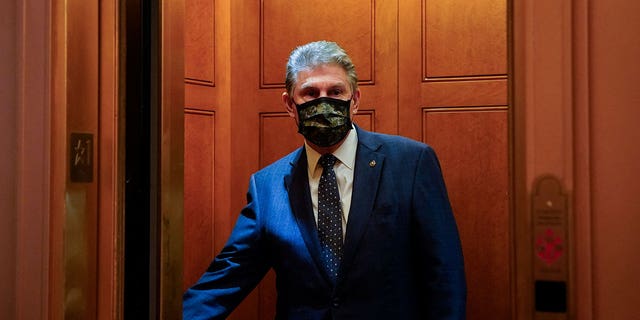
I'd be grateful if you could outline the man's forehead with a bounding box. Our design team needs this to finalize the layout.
[299,80,348,89]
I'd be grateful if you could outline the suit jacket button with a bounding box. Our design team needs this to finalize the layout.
[332,298,340,308]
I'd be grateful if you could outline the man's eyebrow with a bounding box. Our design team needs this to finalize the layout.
[299,83,314,90]
[299,81,346,89]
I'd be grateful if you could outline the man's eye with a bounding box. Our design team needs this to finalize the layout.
[330,89,343,96]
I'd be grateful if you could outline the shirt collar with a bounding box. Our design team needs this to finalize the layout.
[305,126,358,176]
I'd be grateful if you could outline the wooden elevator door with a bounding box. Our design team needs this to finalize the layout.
[183,1,510,319]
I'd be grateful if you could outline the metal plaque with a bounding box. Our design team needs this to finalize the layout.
[70,133,94,183]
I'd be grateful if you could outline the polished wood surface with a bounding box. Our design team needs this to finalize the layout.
[159,0,185,318]
[424,108,510,319]
[260,0,375,86]
[185,0,215,86]
[400,0,511,318]
[98,0,122,318]
[184,110,216,292]
[55,0,100,318]
[424,0,507,78]
[183,0,233,302]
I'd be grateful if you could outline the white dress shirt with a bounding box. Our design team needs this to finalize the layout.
[304,128,358,238]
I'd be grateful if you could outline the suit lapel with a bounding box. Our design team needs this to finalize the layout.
[285,148,334,287]
[338,128,384,282]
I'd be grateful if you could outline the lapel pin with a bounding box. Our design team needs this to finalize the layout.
[369,160,376,167]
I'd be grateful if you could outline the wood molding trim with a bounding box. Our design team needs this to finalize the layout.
[98,0,123,318]
[571,0,593,318]
[16,0,52,318]
[49,0,66,318]
[159,0,185,317]
[513,0,589,318]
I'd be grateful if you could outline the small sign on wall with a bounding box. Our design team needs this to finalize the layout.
[70,133,93,183]
[532,176,569,319]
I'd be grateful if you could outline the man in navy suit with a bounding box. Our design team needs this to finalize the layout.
[183,40,466,319]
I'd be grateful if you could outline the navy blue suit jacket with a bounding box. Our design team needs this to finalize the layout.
[184,127,466,319]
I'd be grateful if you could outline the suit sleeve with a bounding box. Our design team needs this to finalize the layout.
[411,146,466,319]
[183,175,270,320]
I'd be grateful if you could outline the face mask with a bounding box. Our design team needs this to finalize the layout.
[295,96,353,147]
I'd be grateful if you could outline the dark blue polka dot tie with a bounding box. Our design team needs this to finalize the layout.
[318,154,343,282]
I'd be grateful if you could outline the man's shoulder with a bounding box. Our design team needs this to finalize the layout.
[254,147,304,177]
[357,128,433,154]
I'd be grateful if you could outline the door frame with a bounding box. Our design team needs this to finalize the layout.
[512,0,592,318]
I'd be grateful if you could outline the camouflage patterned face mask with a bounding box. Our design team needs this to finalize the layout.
[295,96,353,147]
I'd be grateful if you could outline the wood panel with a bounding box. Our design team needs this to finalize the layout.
[185,0,215,86]
[183,0,232,295]
[421,79,508,107]
[1,0,18,316]
[400,0,511,318]
[184,110,216,291]
[159,0,185,317]
[260,113,301,167]
[423,108,510,320]
[424,0,507,78]
[97,0,121,318]
[185,0,222,111]
[258,271,276,320]
[261,0,374,87]
[353,111,374,132]
[400,0,509,139]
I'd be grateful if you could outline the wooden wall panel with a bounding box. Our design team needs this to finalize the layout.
[421,79,508,107]
[353,110,374,132]
[259,114,301,167]
[185,0,223,112]
[400,18,511,318]
[261,0,374,87]
[183,0,232,295]
[0,0,17,316]
[185,0,215,86]
[97,0,121,317]
[258,271,276,320]
[184,110,216,291]
[423,108,510,320]
[424,0,507,78]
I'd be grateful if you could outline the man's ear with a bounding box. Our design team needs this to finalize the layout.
[351,88,361,115]
[282,92,296,118]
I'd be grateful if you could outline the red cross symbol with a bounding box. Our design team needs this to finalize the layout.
[535,228,564,266]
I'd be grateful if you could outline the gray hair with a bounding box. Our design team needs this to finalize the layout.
[285,40,358,96]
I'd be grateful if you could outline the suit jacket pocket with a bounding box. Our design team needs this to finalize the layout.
[371,204,397,222]
[369,204,398,239]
